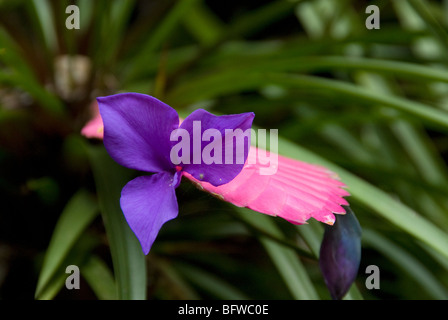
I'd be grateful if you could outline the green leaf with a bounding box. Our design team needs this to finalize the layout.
[83,255,117,300]
[28,0,57,53]
[35,190,98,299]
[36,235,98,300]
[222,0,301,41]
[363,229,448,299]
[0,27,65,115]
[182,0,224,46]
[408,0,448,52]
[235,208,319,300]
[86,144,147,300]
[168,73,448,132]
[276,135,448,260]
[229,210,314,259]
[174,262,249,300]
[93,0,136,68]
[125,0,202,82]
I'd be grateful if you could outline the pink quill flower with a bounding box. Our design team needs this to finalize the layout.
[184,147,349,225]
[81,100,349,226]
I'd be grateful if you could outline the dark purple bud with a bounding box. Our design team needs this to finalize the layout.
[319,206,362,300]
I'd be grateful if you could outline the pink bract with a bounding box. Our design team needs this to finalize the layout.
[183,146,349,225]
[81,101,104,139]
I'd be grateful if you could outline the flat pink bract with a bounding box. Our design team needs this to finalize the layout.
[183,146,349,225]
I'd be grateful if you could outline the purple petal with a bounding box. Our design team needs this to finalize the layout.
[120,171,181,254]
[178,109,254,186]
[98,93,179,173]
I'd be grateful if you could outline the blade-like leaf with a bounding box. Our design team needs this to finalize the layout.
[236,208,319,300]
[82,255,117,300]
[36,234,98,300]
[87,143,147,300]
[174,262,249,300]
[28,0,57,53]
[126,0,202,81]
[168,73,448,132]
[276,135,448,260]
[0,27,64,115]
[363,229,448,299]
[35,190,98,299]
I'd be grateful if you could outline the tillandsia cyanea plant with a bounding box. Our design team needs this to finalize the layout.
[82,92,362,299]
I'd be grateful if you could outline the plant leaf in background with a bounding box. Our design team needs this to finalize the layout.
[35,190,99,299]
[319,206,362,300]
[87,144,147,300]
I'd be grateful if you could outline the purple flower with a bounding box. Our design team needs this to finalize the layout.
[97,93,254,254]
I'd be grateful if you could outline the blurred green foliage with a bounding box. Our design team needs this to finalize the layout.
[1,0,448,300]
